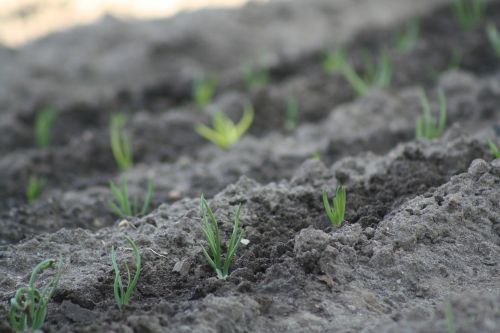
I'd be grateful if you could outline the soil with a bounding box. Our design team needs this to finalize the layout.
[0,0,499,332]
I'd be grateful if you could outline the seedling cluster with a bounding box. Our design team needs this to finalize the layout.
[416,89,447,140]
[35,108,57,149]
[394,20,420,53]
[324,48,392,96]
[488,140,500,158]
[322,186,347,227]
[26,175,46,204]
[110,114,133,171]
[199,195,245,279]
[243,64,269,89]
[108,176,154,218]
[193,75,218,108]
[111,236,141,311]
[9,258,62,332]
[196,104,254,149]
[452,0,486,30]
[486,23,500,57]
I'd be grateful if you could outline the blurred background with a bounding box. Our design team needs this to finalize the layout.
[0,0,267,46]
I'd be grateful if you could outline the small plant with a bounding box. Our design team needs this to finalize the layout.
[313,150,321,161]
[35,107,57,149]
[488,140,500,158]
[394,19,420,53]
[416,89,447,140]
[324,48,392,95]
[486,23,500,57]
[26,175,46,203]
[108,176,154,218]
[110,114,133,171]
[444,302,456,333]
[111,236,141,311]
[284,97,299,132]
[195,104,254,149]
[322,186,347,227]
[452,0,486,30]
[193,75,218,107]
[9,258,62,332]
[199,195,245,279]
[243,64,269,89]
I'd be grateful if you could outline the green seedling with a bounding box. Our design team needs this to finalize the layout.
[111,236,141,311]
[199,195,245,279]
[35,107,57,149]
[394,19,420,53]
[313,150,321,161]
[9,258,62,332]
[324,48,392,95]
[195,104,254,149]
[243,64,269,89]
[193,75,218,108]
[110,114,133,171]
[108,176,154,218]
[322,186,347,227]
[452,0,486,30]
[488,140,500,158]
[26,175,46,204]
[486,23,500,57]
[284,97,299,132]
[416,89,447,140]
[444,302,456,333]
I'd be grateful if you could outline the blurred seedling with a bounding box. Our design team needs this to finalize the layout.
[199,195,245,279]
[243,64,269,89]
[452,0,486,30]
[313,150,321,161]
[323,48,392,95]
[193,75,218,108]
[486,23,500,57]
[195,103,254,149]
[416,89,447,140]
[26,175,46,204]
[9,258,62,332]
[284,97,299,132]
[444,302,456,333]
[322,186,346,227]
[394,19,420,53]
[110,114,133,171]
[35,107,57,149]
[488,140,500,158]
[111,236,141,311]
[108,176,154,218]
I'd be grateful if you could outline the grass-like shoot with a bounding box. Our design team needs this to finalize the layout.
[394,19,420,53]
[243,64,269,89]
[323,48,392,95]
[486,23,500,58]
[111,236,141,311]
[108,176,154,218]
[199,195,245,279]
[284,97,299,132]
[488,140,500,158]
[110,114,133,171]
[452,0,486,30]
[35,107,57,149]
[444,302,456,333]
[322,186,346,227]
[416,89,447,140]
[26,175,46,204]
[193,75,217,108]
[9,258,62,332]
[195,104,254,149]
